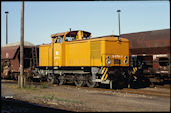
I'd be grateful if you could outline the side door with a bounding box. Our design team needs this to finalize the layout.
[53,36,64,66]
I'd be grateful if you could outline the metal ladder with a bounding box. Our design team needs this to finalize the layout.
[32,46,37,68]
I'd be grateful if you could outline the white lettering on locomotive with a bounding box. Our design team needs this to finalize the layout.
[112,55,123,58]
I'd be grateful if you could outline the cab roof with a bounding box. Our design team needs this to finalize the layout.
[51,30,91,38]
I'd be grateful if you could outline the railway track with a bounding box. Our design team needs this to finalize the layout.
[57,84,170,98]
[2,79,170,99]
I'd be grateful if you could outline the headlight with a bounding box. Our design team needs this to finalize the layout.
[124,56,128,64]
[106,56,111,65]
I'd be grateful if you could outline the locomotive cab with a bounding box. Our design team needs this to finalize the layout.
[51,30,91,42]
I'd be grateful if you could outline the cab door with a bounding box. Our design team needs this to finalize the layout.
[52,36,64,67]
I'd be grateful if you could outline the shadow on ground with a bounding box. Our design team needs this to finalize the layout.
[99,78,171,89]
[1,97,72,113]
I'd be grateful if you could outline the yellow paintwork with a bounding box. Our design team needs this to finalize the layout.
[39,44,52,66]
[76,31,83,40]
[39,30,129,67]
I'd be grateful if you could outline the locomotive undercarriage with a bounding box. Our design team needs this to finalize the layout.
[33,66,129,89]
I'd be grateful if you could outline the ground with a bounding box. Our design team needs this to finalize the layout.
[1,80,170,112]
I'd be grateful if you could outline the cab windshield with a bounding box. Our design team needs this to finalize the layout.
[65,34,76,42]
[65,31,90,42]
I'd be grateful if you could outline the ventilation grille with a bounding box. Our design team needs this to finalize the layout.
[90,41,101,59]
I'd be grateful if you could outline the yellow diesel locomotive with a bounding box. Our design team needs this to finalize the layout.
[38,30,129,89]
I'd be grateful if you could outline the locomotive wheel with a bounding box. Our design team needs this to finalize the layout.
[47,74,57,84]
[86,75,98,88]
[58,75,66,85]
[74,75,85,87]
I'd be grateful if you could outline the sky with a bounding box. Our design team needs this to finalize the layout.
[1,1,170,46]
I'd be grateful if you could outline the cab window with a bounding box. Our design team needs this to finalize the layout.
[65,34,76,42]
[54,36,63,43]
[82,34,90,40]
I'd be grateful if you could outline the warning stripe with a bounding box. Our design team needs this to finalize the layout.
[101,67,108,81]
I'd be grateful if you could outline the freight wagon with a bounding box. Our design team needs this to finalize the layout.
[121,29,170,83]
[1,41,38,80]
